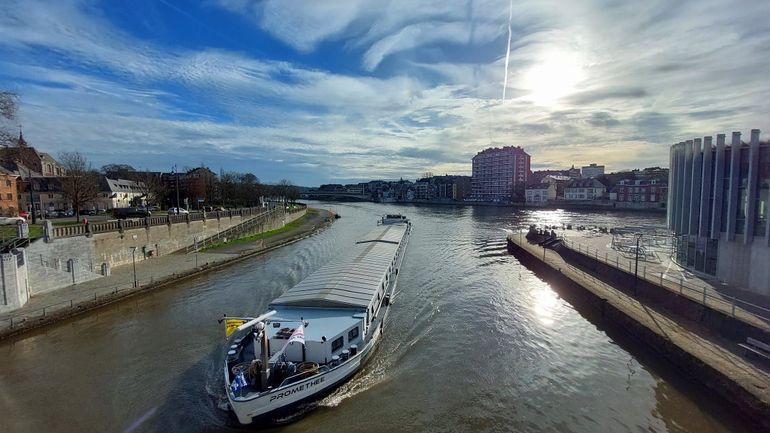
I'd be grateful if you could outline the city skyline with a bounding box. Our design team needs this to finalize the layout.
[1,0,769,186]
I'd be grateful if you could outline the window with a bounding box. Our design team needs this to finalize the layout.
[348,327,359,341]
[331,336,344,352]
[4,180,10,187]
[6,193,12,200]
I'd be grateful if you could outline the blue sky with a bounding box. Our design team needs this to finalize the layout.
[1,0,769,186]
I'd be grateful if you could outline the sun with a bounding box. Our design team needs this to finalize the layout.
[520,49,585,106]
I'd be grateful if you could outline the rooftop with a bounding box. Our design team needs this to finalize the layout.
[270,223,407,309]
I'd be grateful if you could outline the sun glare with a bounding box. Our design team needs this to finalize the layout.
[521,50,585,106]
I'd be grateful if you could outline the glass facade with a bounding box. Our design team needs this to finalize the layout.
[669,133,769,278]
[756,146,769,237]
[720,148,731,233]
[735,147,750,235]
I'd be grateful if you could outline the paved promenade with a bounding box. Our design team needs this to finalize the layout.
[553,228,770,320]
[0,208,333,336]
[508,234,770,430]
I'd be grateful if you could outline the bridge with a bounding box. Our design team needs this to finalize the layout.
[301,190,371,201]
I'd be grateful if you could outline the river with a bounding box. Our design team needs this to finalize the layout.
[0,202,753,433]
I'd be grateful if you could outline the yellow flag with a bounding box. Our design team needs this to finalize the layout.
[225,319,247,337]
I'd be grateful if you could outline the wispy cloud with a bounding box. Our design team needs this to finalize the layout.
[0,0,768,185]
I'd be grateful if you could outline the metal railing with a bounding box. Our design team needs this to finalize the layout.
[561,238,770,325]
[182,204,307,254]
[52,207,269,239]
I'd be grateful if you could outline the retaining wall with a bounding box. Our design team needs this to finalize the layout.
[553,243,768,343]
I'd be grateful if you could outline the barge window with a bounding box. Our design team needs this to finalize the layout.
[348,327,359,341]
[332,336,344,352]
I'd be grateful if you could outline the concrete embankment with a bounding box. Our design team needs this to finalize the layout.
[507,235,770,432]
[0,209,335,340]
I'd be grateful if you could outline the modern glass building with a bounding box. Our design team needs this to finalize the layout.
[668,129,770,295]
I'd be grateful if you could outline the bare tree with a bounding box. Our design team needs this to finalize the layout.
[59,152,100,220]
[101,163,136,179]
[131,170,167,208]
[0,91,19,146]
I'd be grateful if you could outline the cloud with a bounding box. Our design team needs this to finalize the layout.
[1,0,770,186]
[566,87,648,106]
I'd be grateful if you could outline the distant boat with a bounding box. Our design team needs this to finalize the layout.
[221,215,412,424]
[378,214,409,225]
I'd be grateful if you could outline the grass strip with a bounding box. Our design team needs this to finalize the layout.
[201,209,315,251]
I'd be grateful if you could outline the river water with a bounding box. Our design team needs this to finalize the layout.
[0,202,752,433]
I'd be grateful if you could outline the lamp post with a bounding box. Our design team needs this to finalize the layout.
[27,168,36,224]
[194,236,199,268]
[174,164,181,214]
[130,246,138,288]
[634,233,643,295]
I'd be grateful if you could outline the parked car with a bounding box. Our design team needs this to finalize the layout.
[0,216,26,225]
[79,209,97,216]
[18,211,29,220]
[147,205,160,212]
[168,207,189,215]
[46,209,64,218]
[113,207,151,219]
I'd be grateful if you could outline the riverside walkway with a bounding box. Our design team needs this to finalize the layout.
[508,234,770,431]
[0,208,334,338]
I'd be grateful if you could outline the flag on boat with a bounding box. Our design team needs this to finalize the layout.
[287,324,305,345]
[224,319,247,337]
[230,371,248,394]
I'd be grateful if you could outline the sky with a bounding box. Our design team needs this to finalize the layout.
[0,0,768,186]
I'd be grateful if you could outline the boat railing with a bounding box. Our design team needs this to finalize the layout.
[278,365,329,388]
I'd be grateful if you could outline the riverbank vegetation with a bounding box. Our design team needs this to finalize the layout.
[201,209,316,251]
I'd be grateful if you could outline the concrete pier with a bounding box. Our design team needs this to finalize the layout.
[507,234,770,432]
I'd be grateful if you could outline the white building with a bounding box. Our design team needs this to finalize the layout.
[581,163,605,178]
[92,177,146,210]
[525,183,556,205]
[564,179,606,200]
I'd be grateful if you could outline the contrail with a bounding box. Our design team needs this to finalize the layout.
[502,0,513,100]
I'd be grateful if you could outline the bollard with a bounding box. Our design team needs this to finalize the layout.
[702,287,707,304]
[70,299,73,308]
[42,307,46,317]
[660,272,664,285]
[731,301,736,317]
[679,278,683,294]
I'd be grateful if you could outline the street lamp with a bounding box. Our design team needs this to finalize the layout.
[173,164,181,214]
[130,246,138,288]
[26,168,36,224]
[194,236,199,268]
[634,233,643,295]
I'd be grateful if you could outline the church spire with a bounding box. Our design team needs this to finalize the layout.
[17,126,27,147]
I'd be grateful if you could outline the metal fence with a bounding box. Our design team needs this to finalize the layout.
[52,206,270,239]
[562,238,770,325]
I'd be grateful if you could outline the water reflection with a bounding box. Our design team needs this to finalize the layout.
[531,285,559,326]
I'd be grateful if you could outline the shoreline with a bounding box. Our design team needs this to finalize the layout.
[305,198,666,214]
[0,208,335,341]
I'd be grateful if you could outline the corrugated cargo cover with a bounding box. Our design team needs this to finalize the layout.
[270,224,407,309]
